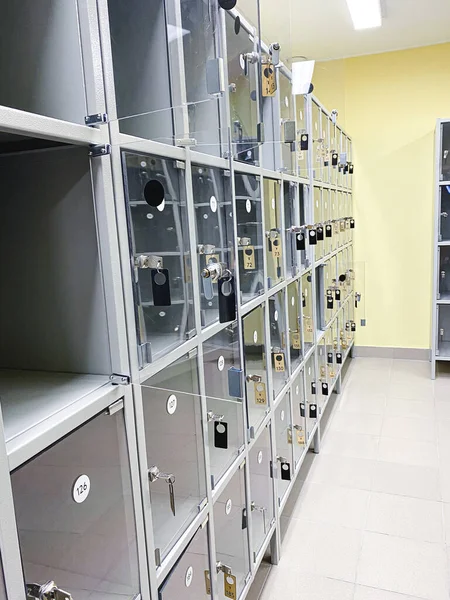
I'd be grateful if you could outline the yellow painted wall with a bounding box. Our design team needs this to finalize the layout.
[313,43,450,349]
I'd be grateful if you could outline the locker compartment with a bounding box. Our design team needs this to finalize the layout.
[304,354,317,439]
[11,400,140,600]
[439,246,450,301]
[141,354,207,564]
[279,72,296,174]
[235,173,264,303]
[341,135,349,188]
[248,424,274,559]
[320,257,337,329]
[274,393,294,504]
[330,189,339,252]
[325,328,338,389]
[347,138,353,190]
[214,466,251,600]
[312,101,322,181]
[264,178,284,288]
[0,558,5,600]
[158,523,210,600]
[269,291,288,399]
[0,1,90,125]
[193,165,235,328]
[302,271,315,352]
[442,123,450,181]
[287,281,303,371]
[336,127,344,188]
[345,299,356,349]
[296,95,309,178]
[321,113,330,184]
[291,371,307,468]
[261,63,277,173]
[437,305,450,357]
[317,336,328,405]
[121,151,195,366]
[313,186,324,260]
[330,121,339,187]
[340,305,350,354]
[331,318,342,373]
[226,12,260,165]
[439,186,450,241]
[243,306,269,435]
[203,326,245,488]
[284,182,309,277]
[322,188,332,256]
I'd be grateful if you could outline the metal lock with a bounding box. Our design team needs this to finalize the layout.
[237,236,251,246]
[198,244,216,255]
[27,582,72,600]
[134,254,162,269]
[148,466,176,516]
[202,262,224,282]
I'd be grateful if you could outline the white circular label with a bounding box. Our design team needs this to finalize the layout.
[140,161,147,167]
[217,355,225,371]
[167,394,177,415]
[280,410,285,421]
[239,54,245,70]
[246,199,252,213]
[203,213,208,220]
[282,463,289,471]
[157,199,165,212]
[72,474,90,504]
[315,121,318,131]
[185,566,194,588]
[310,230,316,237]
[146,213,154,220]
[253,330,258,344]
[295,385,299,395]
[272,197,275,209]
[274,310,278,322]
[291,296,295,306]
[304,289,308,297]
[210,196,217,212]
[225,498,233,515]
[257,450,263,464]
[299,110,303,120]
[308,366,311,375]
[159,311,166,317]
[285,96,289,108]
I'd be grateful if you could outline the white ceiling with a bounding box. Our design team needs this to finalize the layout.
[238,0,450,61]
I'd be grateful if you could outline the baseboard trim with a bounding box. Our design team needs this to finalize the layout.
[352,346,431,361]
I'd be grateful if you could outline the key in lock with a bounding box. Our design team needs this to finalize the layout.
[148,466,176,516]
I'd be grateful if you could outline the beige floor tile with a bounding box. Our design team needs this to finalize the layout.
[387,379,434,401]
[304,454,375,491]
[381,415,436,443]
[371,461,441,501]
[385,397,435,419]
[354,585,426,600]
[260,569,355,600]
[378,437,438,468]
[322,430,380,460]
[331,411,383,436]
[337,392,386,416]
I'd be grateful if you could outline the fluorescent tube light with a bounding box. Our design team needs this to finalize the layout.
[346,0,382,30]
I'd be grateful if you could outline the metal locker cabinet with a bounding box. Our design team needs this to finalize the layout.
[264,178,284,288]
[235,172,264,303]
[248,424,274,560]
[192,164,235,328]
[291,371,307,469]
[283,181,301,278]
[140,353,207,565]
[279,72,296,175]
[439,186,450,241]
[203,326,245,488]
[225,12,260,165]
[296,95,309,179]
[301,271,314,353]
[158,522,210,600]
[10,400,141,600]
[213,465,251,600]
[274,393,294,505]
[243,306,269,436]
[304,353,317,440]
[269,291,288,399]
[287,281,303,372]
[311,100,322,182]
[121,151,195,366]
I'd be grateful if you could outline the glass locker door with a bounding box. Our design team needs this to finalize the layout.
[248,424,274,560]
[264,178,284,288]
[323,188,331,256]
[296,95,309,179]
[287,280,302,371]
[312,100,322,181]
[301,271,314,353]
[330,189,339,252]
[11,403,141,600]
[235,173,264,303]
[269,291,288,399]
[214,466,250,600]
[330,121,338,187]
[439,246,450,301]
[122,151,195,367]
[158,523,210,600]
[283,180,299,278]
[321,112,330,184]
[193,165,235,328]
[439,186,450,241]
[313,187,323,260]
[304,353,317,440]
[141,353,207,564]
[279,72,295,174]
[243,306,269,435]
[291,371,307,469]
[274,393,293,504]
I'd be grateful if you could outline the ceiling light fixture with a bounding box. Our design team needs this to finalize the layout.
[345,0,382,30]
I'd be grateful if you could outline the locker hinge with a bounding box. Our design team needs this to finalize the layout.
[175,138,197,148]
[110,373,130,385]
[85,112,108,126]
[107,398,124,415]
[155,548,161,567]
[198,497,208,511]
[89,143,111,157]
[245,573,252,585]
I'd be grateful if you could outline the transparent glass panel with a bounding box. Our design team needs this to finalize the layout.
[243,306,269,434]
[317,336,327,405]
[442,123,450,181]
[341,135,349,189]
[321,112,330,184]
[301,271,314,352]
[121,151,195,367]
[337,128,344,188]
[158,523,210,600]
[336,191,344,247]
[313,186,323,260]
[141,354,206,562]
[304,353,317,438]
[330,189,339,252]
[322,188,332,256]
[274,393,293,502]
[248,423,274,559]
[312,101,322,181]
[284,182,310,277]
[0,557,4,600]
[269,291,288,398]
[291,371,307,467]
[279,72,296,174]
[440,186,450,241]
[264,178,284,288]
[203,326,245,487]
[347,138,353,190]
[330,121,339,187]
[296,95,309,179]
[354,260,366,327]
[440,247,450,301]
[287,281,303,371]
[235,172,264,303]
[214,466,250,600]
[11,407,140,600]
[192,164,234,327]
[226,13,260,165]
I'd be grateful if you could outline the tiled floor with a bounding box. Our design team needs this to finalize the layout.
[249,356,450,600]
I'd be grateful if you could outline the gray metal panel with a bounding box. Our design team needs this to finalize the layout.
[0,146,111,374]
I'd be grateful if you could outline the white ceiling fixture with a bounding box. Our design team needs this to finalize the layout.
[346,0,382,30]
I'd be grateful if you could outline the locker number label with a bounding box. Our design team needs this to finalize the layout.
[225,498,233,515]
[72,474,91,504]
[217,355,225,371]
[185,566,194,587]
[167,394,177,415]
[257,450,263,464]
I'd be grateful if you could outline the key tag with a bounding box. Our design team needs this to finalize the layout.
[214,420,228,449]
[300,133,309,151]
[224,574,237,599]
[350,218,355,229]
[218,272,236,323]
[280,461,291,481]
[322,382,329,396]
[302,292,306,308]
[151,264,171,307]
[242,507,248,529]
[332,152,338,166]
[327,351,333,364]
[272,236,282,258]
[300,402,305,417]
[326,291,334,309]
[311,382,316,395]
[317,226,324,241]
[273,352,286,372]
[336,352,343,364]
[296,231,306,250]
[243,246,256,270]
[325,224,332,238]
[292,331,301,349]
[309,403,317,418]
[296,427,305,445]
[204,571,211,595]
[254,382,267,405]
[335,288,341,301]
[351,321,356,332]
[308,229,317,245]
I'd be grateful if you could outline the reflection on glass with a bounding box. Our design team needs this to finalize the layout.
[440,186,450,241]
[274,393,293,502]
[291,371,307,466]
[11,409,140,600]
[158,524,210,600]
[312,101,322,181]
[269,291,288,398]
[279,73,295,174]
[287,281,302,370]
[141,354,206,563]
[226,13,259,164]
[235,173,264,302]
[122,151,195,366]
[0,557,4,600]
[192,165,234,327]
[301,271,314,352]
[442,123,450,181]
[264,178,283,288]
[214,468,250,600]
[304,353,317,438]
[243,306,268,434]
[296,95,309,178]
